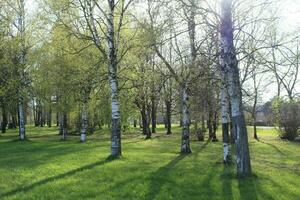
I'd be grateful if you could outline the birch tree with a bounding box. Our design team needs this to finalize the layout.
[1,0,28,140]
[220,70,231,163]
[220,0,251,175]
[60,0,135,157]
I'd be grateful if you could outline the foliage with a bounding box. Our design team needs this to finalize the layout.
[272,98,300,140]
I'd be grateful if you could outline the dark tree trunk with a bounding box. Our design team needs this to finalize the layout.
[253,117,258,140]
[141,102,151,139]
[164,116,167,128]
[229,102,235,144]
[59,112,63,135]
[12,114,17,129]
[33,101,37,126]
[56,112,59,127]
[40,106,44,127]
[47,106,52,127]
[151,97,157,133]
[1,105,7,133]
[141,103,147,135]
[165,100,172,135]
[208,110,213,139]
[211,111,218,142]
[43,108,47,127]
[133,119,137,128]
[35,107,39,127]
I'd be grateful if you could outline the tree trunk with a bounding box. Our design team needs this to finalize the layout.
[47,106,52,127]
[141,101,151,139]
[18,97,26,140]
[133,119,137,128]
[59,112,63,135]
[220,0,251,176]
[212,111,218,142]
[40,106,44,127]
[35,105,39,127]
[61,112,68,140]
[80,101,88,142]
[165,100,172,135]
[108,0,121,157]
[181,83,191,154]
[56,112,59,127]
[1,104,7,133]
[253,116,258,140]
[208,109,213,139]
[141,102,148,135]
[11,113,17,129]
[252,84,258,140]
[151,96,157,133]
[18,0,26,141]
[145,108,151,139]
[221,84,230,163]
[228,101,235,144]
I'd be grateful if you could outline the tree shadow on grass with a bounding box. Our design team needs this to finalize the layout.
[220,165,234,200]
[145,154,187,200]
[220,163,278,200]
[258,140,287,157]
[145,141,210,200]
[237,175,259,200]
[0,158,112,198]
[238,175,279,200]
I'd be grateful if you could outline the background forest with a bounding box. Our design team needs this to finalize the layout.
[0,0,299,199]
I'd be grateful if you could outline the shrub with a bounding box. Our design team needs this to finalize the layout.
[273,100,300,140]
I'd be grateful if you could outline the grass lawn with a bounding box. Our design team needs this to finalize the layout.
[0,125,299,200]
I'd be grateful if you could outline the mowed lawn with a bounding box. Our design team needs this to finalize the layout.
[0,125,299,200]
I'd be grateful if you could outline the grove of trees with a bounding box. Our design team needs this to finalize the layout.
[0,0,299,177]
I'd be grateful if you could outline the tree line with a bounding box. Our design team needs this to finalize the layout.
[0,0,299,176]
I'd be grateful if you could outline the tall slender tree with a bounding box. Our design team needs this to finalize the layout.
[220,0,251,175]
[16,0,26,140]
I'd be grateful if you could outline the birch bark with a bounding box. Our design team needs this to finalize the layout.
[108,0,121,157]
[181,82,191,153]
[220,0,251,175]
[220,82,230,163]
[80,101,88,142]
[18,0,26,141]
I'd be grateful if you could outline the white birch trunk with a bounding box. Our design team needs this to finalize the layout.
[80,101,88,142]
[18,0,26,141]
[108,0,121,157]
[18,97,26,140]
[220,0,251,175]
[181,83,191,153]
[60,112,67,140]
[220,84,230,163]
[179,0,195,154]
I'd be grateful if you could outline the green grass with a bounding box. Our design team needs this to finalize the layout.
[0,125,299,200]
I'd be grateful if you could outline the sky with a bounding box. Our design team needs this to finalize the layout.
[26,0,300,28]
[280,0,300,31]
